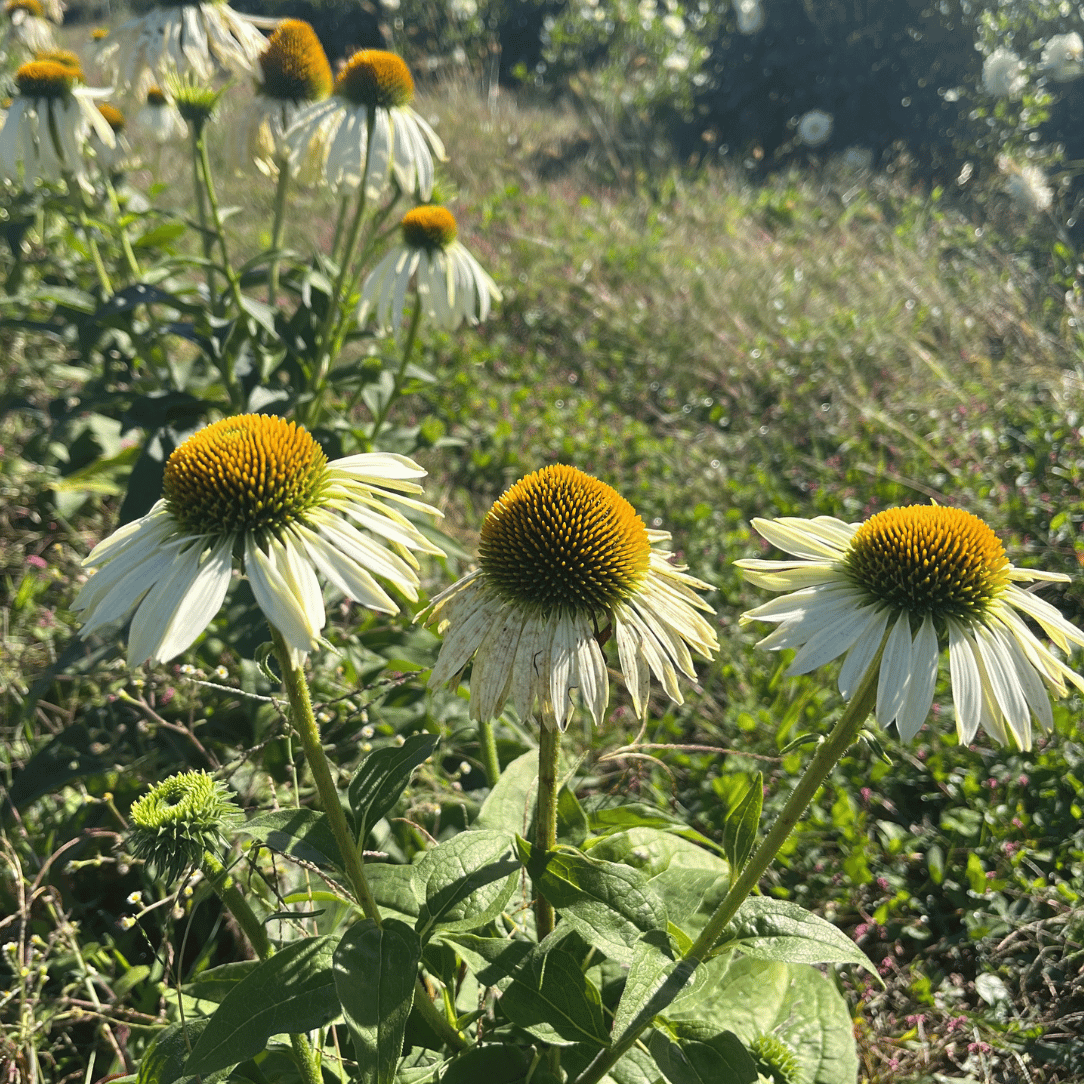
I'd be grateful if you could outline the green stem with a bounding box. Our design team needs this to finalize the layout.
[189,128,216,312]
[201,851,273,961]
[329,192,350,264]
[290,1033,322,1084]
[103,173,142,281]
[534,723,561,941]
[368,301,422,445]
[570,662,881,1084]
[271,629,381,923]
[69,186,112,295]
[478,718,501,788]
[268,156,291,308]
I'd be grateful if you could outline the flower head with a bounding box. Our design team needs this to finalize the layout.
[1000,156,1052,214]
[128,770,241,883]
[5,0,57,52]
[0,59,114,189]
[424,465,717,730]
[73,413,444,666]
[102,1,273,97]
[132,83,186,144]
[983,47,1026,98]
[92,102,131,171]
[285,48,445,198]
[233,18,332,176]
[738,507,1084,749]
[797,109,833,147]
[358,204,500,332]
[1041,32,1083,82]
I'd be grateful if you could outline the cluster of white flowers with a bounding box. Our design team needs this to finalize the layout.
[1041,31,1084,82]
[1000,156,1053,214]
[983,46,1026,98]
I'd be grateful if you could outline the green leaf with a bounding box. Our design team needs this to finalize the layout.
[647,1030,758,1084]
[611,932,682,1039]
[667,957,859,1084]
[349,733,439,838]
[721,773,761,873]
[516,837,668,965]
[438,933,533,989]
[134,220,187,249]
[182,960,260,1004]
[138,1019,228,1084]
[476,751,538,833]
[25,284,96,312]
[439,1044,531,1084]
[366,863,422,922]
[714,898,877,976]
[185,936,339,1076]
[414,830,518,938]
[238,809,344,871]
[334,918,420,1084]
[238,294,278,336]
[499,940,610,1047]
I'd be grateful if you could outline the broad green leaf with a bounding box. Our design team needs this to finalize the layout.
[349,734,439,838]
[715,897,876,975]
[26,284,96,312]
[138,1019,228,1084]
[721,773,762,873]
[185,936,339,1076]
[439,1044,531,1084]
[516,837,668,965]
[667,957,859,1084]
[366,863,422,922]
[334,918,419,1084]
[182,960,260,1004]
[238,809,344,870]
[134,221,187,249]
[238,293,278,336]
[476,751,538,834]
[414,830,518,938]
[499,940,610,1047]
[647,1030,757,1084]
[611,932,692,1040]
[439,933,533,988]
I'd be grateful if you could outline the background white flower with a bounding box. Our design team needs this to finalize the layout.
[983,47,1026,98]
[797,108,833,147]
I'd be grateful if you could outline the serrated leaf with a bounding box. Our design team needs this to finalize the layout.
[714,897,877,975]
[647,1030,758,1084]
[334,919,419,1084]
[414,830,518,938]
[238,809,344,870]
[516,837,668,965]
[349,734,439,838]
[185,937,339,1076]
[721,773,761,873]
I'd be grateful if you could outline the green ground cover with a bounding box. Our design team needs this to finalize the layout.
[4,42,1084,1084]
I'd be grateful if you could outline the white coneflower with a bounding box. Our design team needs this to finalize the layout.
[1000,156,1053,214]
[103,0,274,97]
[91,102,131,172]
[285,48,445,199]
[797,108,833,147]
[231,18,332,178]
[1040,32,1084,82]
[73,413,444,666]
[358,205,500,332]
[734,0,764,35]
[4,0,56,53]
[424,465,718,730]
[131,84,186,144]
[738,507,1084,749]
[0,59,114,189]
[982,47,1026,98]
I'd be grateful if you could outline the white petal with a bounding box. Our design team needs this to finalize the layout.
[750,516,854,560]
[614,607,650,717]
[876,613,914,726]
[469,605,528,722]
[152,538,234,664]
[972,622,1031,748]
[127,541,205,666]
[948,620,983,745]
[838,606,890,699]
[244,534,316,654]
[895,614,939,741]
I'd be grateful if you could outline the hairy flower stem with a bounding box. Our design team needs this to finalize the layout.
[367,301,421,445]
[270,631,468,1053]
[188,128,216,312]
[268,157,290,307]
[534,724,561,940]
[271,629,382,923]
[570,660,882,1084]
[478,719,501,788]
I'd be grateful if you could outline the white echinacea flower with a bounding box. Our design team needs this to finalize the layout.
[102,0,274,97]
[132,84,186,144]
[999,155,1053,214]
[423,465,718,730]
[983,46,1026,98]
[0,59,114,190]
[73,413,445,666]
[358,205,500,333]
[1041,32,1083,82]
[4,0,57,53]
[232,17,331,178]
[737,506,1084,749]
[285,48,445,199]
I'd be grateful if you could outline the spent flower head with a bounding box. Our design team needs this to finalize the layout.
[738,506,1084,749]
[73,413,444,666]
[424,464,717,729]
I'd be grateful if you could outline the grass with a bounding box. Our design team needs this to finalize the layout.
[4,64,1084,1083]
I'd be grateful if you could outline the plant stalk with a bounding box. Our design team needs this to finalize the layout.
[533,722,561,941]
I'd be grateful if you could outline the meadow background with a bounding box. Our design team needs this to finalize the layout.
[5,1,1084,1081]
